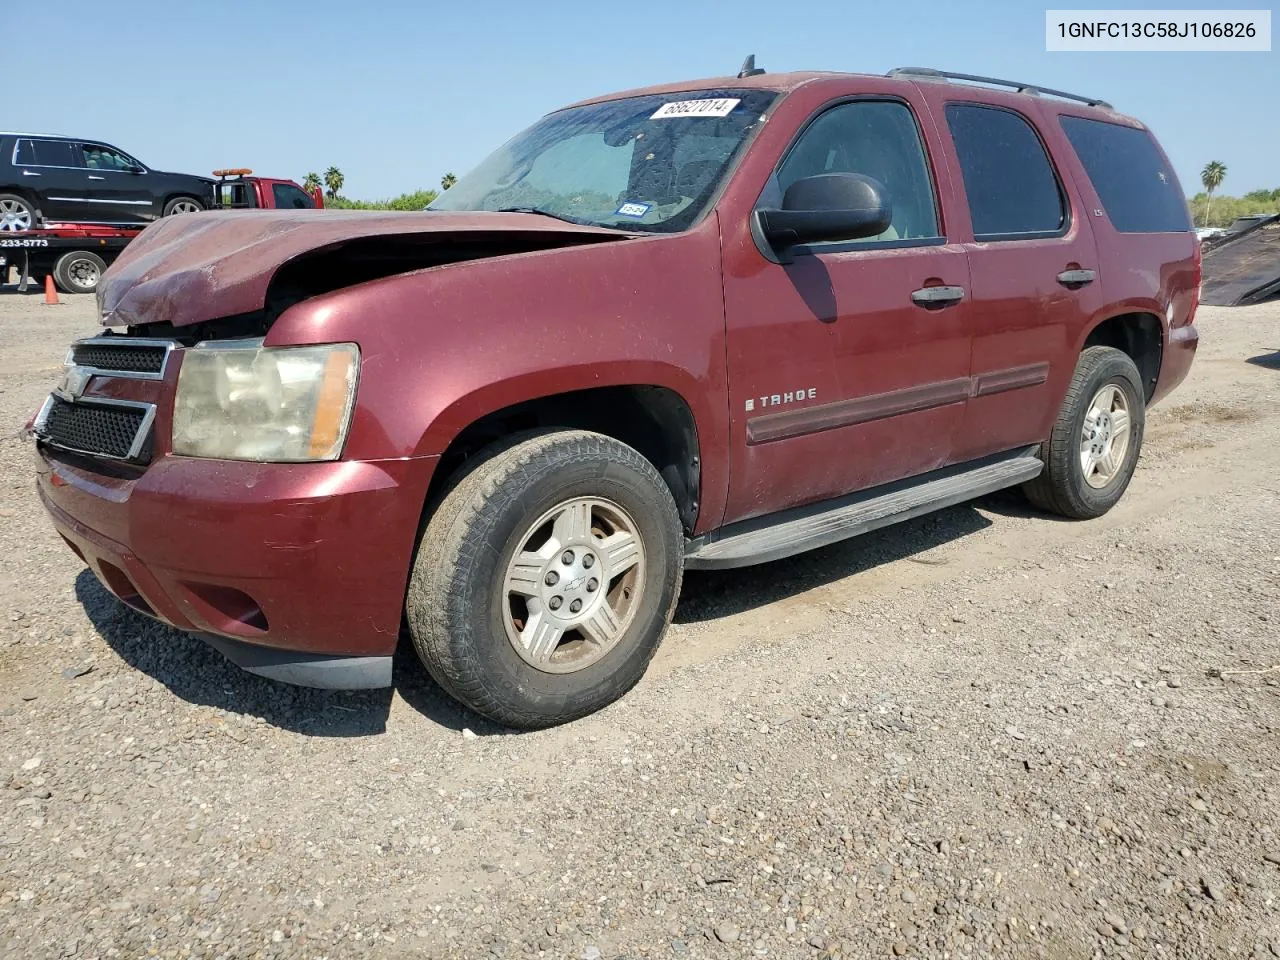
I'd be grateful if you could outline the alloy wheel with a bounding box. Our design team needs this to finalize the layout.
[1080,383,1133,489]
[502,497,646,674]
[0,198,34,232]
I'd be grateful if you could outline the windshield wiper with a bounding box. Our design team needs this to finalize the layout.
[494,206,593,226]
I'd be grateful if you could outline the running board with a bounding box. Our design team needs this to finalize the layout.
[685,447,1042,570]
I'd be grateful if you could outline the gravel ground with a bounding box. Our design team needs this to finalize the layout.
[1,290,1278,960]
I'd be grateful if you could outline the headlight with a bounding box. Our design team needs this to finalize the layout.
[172,340,359,461]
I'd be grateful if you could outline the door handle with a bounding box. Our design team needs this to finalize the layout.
[21,170,40,176]
[1057,268,1096,287]
[911,285,965,307]
[87,175,105,180]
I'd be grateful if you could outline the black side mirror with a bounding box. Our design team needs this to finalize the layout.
[126,164,145,174]
[754,173,892,261]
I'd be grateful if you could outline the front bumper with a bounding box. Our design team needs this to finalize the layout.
[36,449,437,688]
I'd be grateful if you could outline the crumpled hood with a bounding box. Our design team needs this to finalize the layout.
[99,209,628,328]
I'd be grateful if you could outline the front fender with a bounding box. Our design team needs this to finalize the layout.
[269,226,732,531]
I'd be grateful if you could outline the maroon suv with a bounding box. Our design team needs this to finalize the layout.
[32,66,1199,727]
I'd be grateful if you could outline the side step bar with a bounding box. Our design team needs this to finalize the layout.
[685,447,1042,570]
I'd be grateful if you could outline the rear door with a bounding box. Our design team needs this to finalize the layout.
[12,139,88,222]
[916,90,1103,461]
[78,143,155,224]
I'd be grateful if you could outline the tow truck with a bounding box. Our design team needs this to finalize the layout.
[1,170,322,294]
[210,168,324,211]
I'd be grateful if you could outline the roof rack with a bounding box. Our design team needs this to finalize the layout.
[887,67,1112,109]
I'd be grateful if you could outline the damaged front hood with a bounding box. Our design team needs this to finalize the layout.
[99,209,630,328]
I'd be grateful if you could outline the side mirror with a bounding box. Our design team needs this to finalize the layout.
[754,173,892,261]
[126,165,145,175]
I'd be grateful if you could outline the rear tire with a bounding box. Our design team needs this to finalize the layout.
[0,193,38,232]
[1023,346,1145,519]
[406,430,684,729]
[53,251,107,294]
[163,196,205,216]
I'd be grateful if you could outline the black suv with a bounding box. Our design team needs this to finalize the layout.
[0,133,214,231]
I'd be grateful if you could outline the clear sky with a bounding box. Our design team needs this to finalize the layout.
[12,0,1276,199]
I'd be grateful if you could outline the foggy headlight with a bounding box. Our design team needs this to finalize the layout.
[172,340,359,461]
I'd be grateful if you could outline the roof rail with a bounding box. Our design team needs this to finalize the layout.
[887,67,1112,109]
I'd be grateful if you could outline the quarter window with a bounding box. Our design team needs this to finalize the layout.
[1059,116,1190,233]
[774,100,940,242]
[945,103,1065,240]
[14,139,80,168]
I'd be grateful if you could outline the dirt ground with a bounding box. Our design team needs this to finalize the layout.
[0,291,1278,960]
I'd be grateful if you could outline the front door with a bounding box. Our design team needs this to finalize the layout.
[721,97,974,524]
[78,143,156,224]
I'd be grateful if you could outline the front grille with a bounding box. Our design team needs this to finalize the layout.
[39,397,149,460]
[71,341,168,376]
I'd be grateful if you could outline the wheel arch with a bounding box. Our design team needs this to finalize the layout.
[421,381,704,534]
[1077,309,1164,402]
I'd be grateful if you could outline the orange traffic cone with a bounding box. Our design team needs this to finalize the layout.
[43,275,60,305]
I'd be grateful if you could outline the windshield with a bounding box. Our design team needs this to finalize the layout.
[430,88,778,232]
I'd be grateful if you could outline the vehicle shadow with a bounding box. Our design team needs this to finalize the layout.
[75,570,394,737]
[1246,349,1280,370]
[676,499,1001,624]
[75,568,506,737]
[74,492,1040,736]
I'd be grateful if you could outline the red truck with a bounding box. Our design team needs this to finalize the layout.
[31,65,1199,728]
[210,169,324,211]
[1,170,321,294]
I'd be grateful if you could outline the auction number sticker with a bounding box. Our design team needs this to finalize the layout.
[651,98,740,119]
[0,238,49,247]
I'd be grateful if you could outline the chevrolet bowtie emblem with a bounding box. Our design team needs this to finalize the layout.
[56,366,92,401]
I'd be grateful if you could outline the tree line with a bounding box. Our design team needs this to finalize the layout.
[1193,161,1280,227]
[300,168,458,210]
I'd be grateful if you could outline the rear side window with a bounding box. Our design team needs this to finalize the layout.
[1059,116,1190,233]
[945,103,1065,240]
[14,138,79,167]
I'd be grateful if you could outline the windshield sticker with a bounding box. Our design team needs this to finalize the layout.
[615,201,652,218]
[650,98,740,120]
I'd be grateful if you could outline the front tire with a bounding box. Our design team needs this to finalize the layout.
[1023,346,1146,519]
[406,430,684,729]
[163,196,205,216]
[53,251,107,294]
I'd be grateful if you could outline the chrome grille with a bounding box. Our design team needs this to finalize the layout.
[34,396,155,462]
[68,337,175,379]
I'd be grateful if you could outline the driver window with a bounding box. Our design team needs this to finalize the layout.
[81,144,137,171]
[776,100,940,243]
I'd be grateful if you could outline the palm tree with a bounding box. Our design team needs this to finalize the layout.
[302,172,322,193]
[441,172,457,190]
[323,166,345,200]
[1200,161,1227,227]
